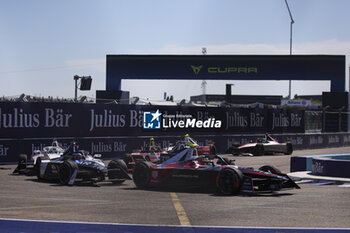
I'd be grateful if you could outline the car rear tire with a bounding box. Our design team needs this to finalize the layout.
[216,168,243,195]
[59,160,78,185]
[108,159,127,184]
[133,161,152,188]
[259,165,281,174]
[18,154,27,169]
[284,143,293,155]
[253,144,264,156]
[35,157,42,179]
[13,154,27,174]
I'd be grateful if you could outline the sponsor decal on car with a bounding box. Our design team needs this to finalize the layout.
[152,171,158,179]
[172,174,199,179]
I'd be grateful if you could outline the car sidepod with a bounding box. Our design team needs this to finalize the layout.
[165,166,219,188]
[38,160,63,181]
[71,158,125,184]
[133,161,220,190]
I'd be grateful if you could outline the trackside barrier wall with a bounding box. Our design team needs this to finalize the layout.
[2,133,350,163]
[1,102,350,163]
[0,102,305,139]
[291,153,350,174]
[312,157,350,178]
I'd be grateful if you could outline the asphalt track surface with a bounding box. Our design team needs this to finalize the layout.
[1,147,350,229]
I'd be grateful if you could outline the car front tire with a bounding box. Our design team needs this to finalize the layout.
[216,168,243,195]
[59,160,78,185]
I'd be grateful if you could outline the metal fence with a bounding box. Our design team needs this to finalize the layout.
[305,109,349,133]
[305,110,322,133]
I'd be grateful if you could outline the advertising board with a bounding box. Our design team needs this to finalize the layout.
[106,55,345,92]
[0,102,304,138]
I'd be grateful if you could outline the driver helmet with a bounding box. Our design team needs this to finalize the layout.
[184,134,197,147]
[184,134,190,142]
[72,153,82,160]
[149,137,155,146]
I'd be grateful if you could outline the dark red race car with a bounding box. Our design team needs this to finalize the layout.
[124,137,216,171]
[132,147,300,195]
[124,145,164,172]
[166,137,216,157]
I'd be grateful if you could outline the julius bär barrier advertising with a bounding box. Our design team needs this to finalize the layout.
[0,102,304,139]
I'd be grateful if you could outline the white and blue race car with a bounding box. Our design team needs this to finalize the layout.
[15,142,131,185]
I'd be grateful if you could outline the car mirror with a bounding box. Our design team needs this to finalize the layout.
[93,154,102,158]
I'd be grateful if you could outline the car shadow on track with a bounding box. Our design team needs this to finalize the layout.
[123,185,216,194]
[231,152,290,157]
[122,186,295,197]
[25,178,129,188]
[216,192,295,197]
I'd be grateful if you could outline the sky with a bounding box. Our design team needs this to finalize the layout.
[1,0,350,101]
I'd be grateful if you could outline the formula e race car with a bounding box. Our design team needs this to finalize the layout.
[35,142,131,185]
[13,140,66,175]
[123,139,165,171]
[228,133,293,156]
[124,136,216,171]
[166,135,216,157]
[132,147,300,195]
[30,140,65,164]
